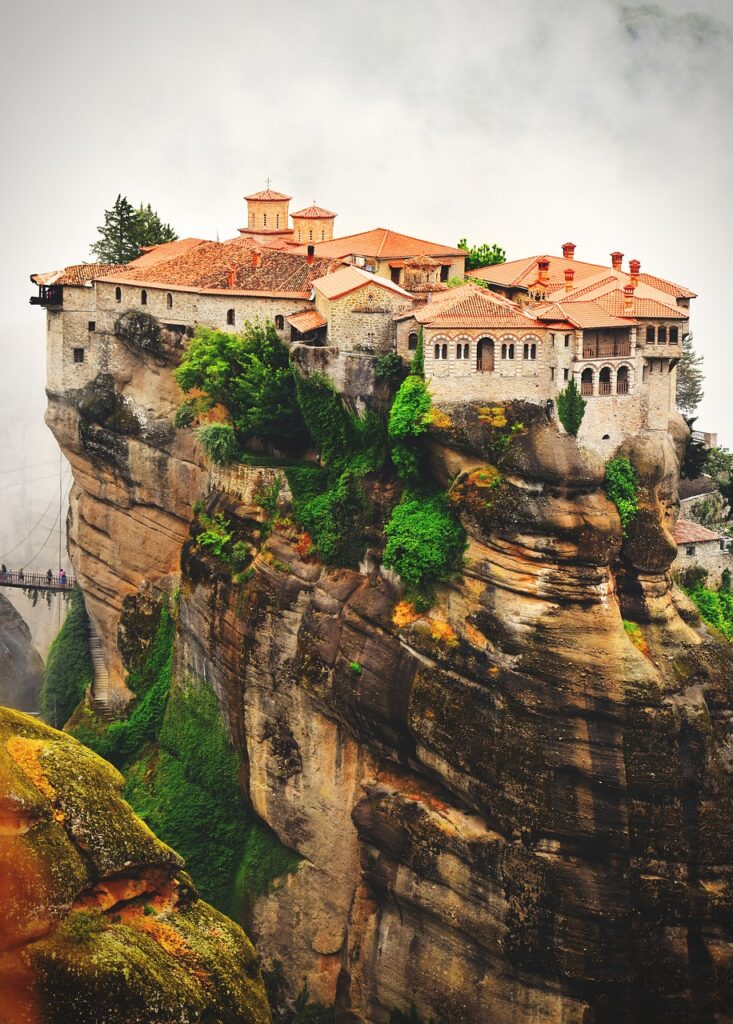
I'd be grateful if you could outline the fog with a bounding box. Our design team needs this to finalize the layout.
[0,0,731,588]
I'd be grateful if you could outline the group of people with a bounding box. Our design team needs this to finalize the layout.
[0,564,69,585]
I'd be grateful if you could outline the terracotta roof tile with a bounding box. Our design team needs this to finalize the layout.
[32,263,122,286]
[244,188,291,201]
[637,273,697,299]
[312,265,413,301]
[596,292,689,319]
[535,300,636,329]
[291,227,466,260]
[416,287,545,329]
[287,310,327,332]
[674,519,722,544]
[291,205,336,219]
[130,238,208,268]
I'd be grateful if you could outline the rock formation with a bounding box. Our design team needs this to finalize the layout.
[43,329,733,1023]
[0,706,271,1024]
[0,593,44,712]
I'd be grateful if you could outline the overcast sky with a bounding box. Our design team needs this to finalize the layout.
[1,0,731,475]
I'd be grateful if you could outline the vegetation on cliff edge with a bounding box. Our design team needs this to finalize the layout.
[40,587,93,728]
[605,456,639,534]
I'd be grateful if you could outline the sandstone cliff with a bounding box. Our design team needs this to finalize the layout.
[44,329,733,1023]
[0,593,44,712]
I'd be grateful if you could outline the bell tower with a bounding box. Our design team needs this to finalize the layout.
[239,183,293,236]
[291,203,337,244]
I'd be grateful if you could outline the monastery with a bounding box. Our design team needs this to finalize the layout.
[32,185,694,454]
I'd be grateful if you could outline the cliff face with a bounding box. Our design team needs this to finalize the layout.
[45,335,733,1023]
[0,594,44,712]
[0,706,271,1024]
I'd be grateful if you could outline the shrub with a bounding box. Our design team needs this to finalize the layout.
[556,378,586,436]
[410,330,425,377]
[383,493,465,596]
[40,588,93,728]
[388,375,432,484]
[687,583,733,639]
[291,469,367,567]
[605,456,639,534]
[375,352,408,389]
[195,423,238,465]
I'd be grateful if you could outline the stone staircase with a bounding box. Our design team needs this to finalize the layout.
[89,630,114,722]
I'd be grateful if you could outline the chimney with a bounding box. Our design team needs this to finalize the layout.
[564,267,575,292]
[623,283,635,314]
[611,251,624,271]
[629,258,641,287]
[306,244,315,265]
[227,268,236,288]
[250,248,262,269]
[562,242,576,260]
[537,258,550,286]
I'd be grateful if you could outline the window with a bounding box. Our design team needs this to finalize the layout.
[115,287,122,303]
[643,363,649,381]
[321,230,325,241]
[88,321,95,332]
[408,332,418,351]
[440,265,449,282]
[166,293,173,309]
[141,289,147,305]
[564,368,569,380]
[550,367,555,380]
[276,214,280,228]
[463,343,469,359]
[442,343,448,360]
[564,334,570,348]
[309,230,313,241]
[581,368,593,395]
[298,229,302,242]
[599,366,612,395]
[646,326,655,344]
[501,343,506,359]
[456,344,463,359]
[657,326,667,344]
[602,434,610,440]
[686,545,696,556]
[617,365,629,394]
[523,343,528,359]
[275,315,284,330]
[226,308,235,325]
[391,267,401,285]
[670,326,679,345]
[434,343,440,359]
[263,214,267,227]
[73,347,85,363]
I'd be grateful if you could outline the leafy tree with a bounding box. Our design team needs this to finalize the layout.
[605,456,639,534]
[174,322,305,449]
[556,378,586,436]
[676,332,704,416]
[91,194,177,264]
[388,375,431,484]
[411,329,425,377]
[457,238,506,271]
[383,493,466,594]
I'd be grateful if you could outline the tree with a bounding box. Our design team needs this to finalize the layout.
[91,194,178,264]
[556,378,586,436]
[676,333,704,416]
[457,238,506,272]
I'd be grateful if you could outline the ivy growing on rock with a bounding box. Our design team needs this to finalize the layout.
[605,456,639,534]
[40,588,93,728]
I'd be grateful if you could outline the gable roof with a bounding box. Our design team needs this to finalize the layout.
[596,292,689,320]
[534,300,636,329]
[292,227,466,260]
[312,265,413,301]
[31,263,123,287]
[412,285,544,329]
[674,519,722,545]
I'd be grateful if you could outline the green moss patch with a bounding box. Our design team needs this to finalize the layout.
[40,588,93,729]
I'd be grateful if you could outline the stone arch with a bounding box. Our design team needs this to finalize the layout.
[598,365,613,395]
[476,336,495,372]
[580,366,594,396]
[432,335,450,361]
[408,331,419,351]
[454,334,471,361]
[616,362,632,394]
[226,308,235,326]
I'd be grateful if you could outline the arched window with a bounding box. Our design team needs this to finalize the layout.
[463,343,469,359]
[115,286,122,303]
[501,343,507,359]
[599,366,612,395]
[141,289,147,305]
[617,365,630,394]
[506,343,515,359]
[166,293,173,309]
[275,315,284,330]
[523,343,529,359]
[434,343,440,360]
[456,344,463,359]
[408,332,418,351]
[226,308,235,326]
[581,368,594,396]
[441,343,447,360]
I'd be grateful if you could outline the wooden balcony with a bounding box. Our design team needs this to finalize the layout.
[582,340,631,359]
[30,285,63,308]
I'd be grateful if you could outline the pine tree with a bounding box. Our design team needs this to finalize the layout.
[557,378,586,436]
[91,195,178,265]
[676,333,704,416]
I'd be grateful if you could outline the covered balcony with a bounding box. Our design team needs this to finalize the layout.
[30,284,63,307]
[582,327,631,359]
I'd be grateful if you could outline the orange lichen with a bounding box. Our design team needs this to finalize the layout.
[467,465,502,489]
[425,406,453,429]
[478,405,507,428]
[6,737,64,824]
[429,620,459,647]
[392,601,421,627]
[295,531,313,558]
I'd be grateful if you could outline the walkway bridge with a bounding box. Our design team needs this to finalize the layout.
[0,570,76,592]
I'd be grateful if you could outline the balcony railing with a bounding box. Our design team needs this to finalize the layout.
[599,381,612,395]
[582,340,631,359]
[30,285,63,307]
[617,379,629,394]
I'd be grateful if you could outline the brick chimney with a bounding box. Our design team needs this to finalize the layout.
[623,283,635,314]
[537,258,550,286]
[564,267,575,292]
[250,248,262,269]
[611,251,624,271]
[629,259,641,287]
[306,244,315,266]
[562,242,576,260]
[227,268,236,288]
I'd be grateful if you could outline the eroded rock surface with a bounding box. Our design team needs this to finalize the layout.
[0,593,44,712]
[45,329,733,1023]
[0,706,271,1024]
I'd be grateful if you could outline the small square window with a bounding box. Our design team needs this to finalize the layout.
[88,321,96,331]
[73,348,85,363]
[564,335,570,347]
[686,545,695,556]
[564,368,569,380]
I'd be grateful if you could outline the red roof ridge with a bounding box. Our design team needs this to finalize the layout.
[244,188,291,201]
[291,204,337,219]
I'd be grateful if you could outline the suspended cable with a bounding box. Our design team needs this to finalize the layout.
[20,482,72,572]
[0,471,70,561]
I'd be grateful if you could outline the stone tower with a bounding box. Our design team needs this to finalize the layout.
[291,204,337,244]
[240,187,293,235]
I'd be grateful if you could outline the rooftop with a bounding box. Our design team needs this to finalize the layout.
[413,285,544,329]
[244,188,292,202]
[674,519,722,545]
[312,264,413,301]
[291,204,337,219]
[291,227,466,260]
[31,263,122,287]
[534,300,637,329]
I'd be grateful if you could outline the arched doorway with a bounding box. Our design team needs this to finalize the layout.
[617,365,629,394]
[599,366,612,395]
[581,368,594,396]
[477,337,494,372]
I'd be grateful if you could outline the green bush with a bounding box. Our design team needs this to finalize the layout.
[58,910,107,944]
[556,378,586,436]
[291,469,367,567]
[605,456,639,534]
[195,423,238,464]
[383,493,465,596]
[233,818,300,910]
[411,330,425,377]
[388,375,431,485]
[40,588,93,728]
[375,352,408,389]
[687,583,733,639]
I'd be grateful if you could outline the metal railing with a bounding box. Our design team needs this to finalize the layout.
[0,570,76,591]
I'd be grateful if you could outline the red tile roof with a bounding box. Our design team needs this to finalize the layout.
[291,205,336,219]
[415,286,545,329]
[637,273,697,299]
[103,238,336,298]
[674,519,722,544]
[291,227,466,260]
[130,238,208,268]
[312,265,413,301]
[596,292,689,319]
[32,263,122,286]
[287,310,327,332]
[535,300,637,329]
[244,188,291,201]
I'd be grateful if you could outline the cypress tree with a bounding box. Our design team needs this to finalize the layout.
[557,378,586,436]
